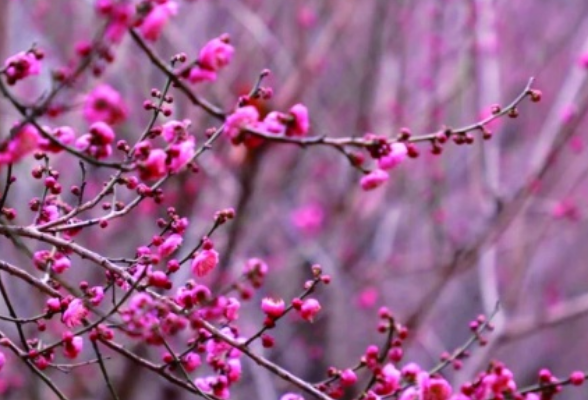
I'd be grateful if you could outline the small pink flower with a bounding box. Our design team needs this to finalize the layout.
[51,254,71,274]
[261,111,286,134]
[378,143,407,170]
[187,68,217,83]
[162,119,190,143]
[83,84,128,125]
[62,298,88,328]
[0,351,5,371]
[224,297,241,322]
[198,37,234,72]
[182,352,201,372]
[421,375,452,400]
[4,51,41,84]
[158,234,183,258]
[1,124,41,165]
[360,169,389,191]
[287,104,310,137]
[191,249,219,277]
[139,149,168,180]
[39,126,76,153]
[226,358,242,383]
[340,369,358,387]
[280,394,304,400]
[103,3,134,44]
[261,298,285,319]
[63,334,83,359]
[46,297,62,313]
[224,106,260,141]
[139,1,178,42]
[89,286,105,306]
[168,138,195,173]
[299,298,321,322]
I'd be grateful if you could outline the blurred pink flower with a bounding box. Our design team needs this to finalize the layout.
[299,298,321,322]
[83,84,128,125]
[261,298,285,319]
[4,51,41,84]
[198,37,234,71]
[287,104,310,137]
[378,143,407,170]
[360,169,389,191]
[224,106,260,141]
[191,249,219,277]
[63,335,83,359]
[158,234,183,258]
[140,1,178,42]
[62,299,88,328]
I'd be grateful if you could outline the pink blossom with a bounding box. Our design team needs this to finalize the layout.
[187,68,218,83]
[83,84,128,125]
[62,298,88,328]
[191,249,219,277]
[421,375,452,400]
[1,124,41,165]
[226,358,242,383]
[63,335,83,359]
[374,363,401,395]
[51,254,71,274]
[162,119,191,143]
[75,122,116,160]
[168,138,195,173]
[378,143,407,170]
[139,1,178,42]
[182,352,201,372]
[360,169,389,191]
[287,104,310,137]
[224,297,241,321]
[261,111,287,134]
[0,351,5,371]
[158,234,183,258]
[291,203,324,235]
[224,106,260,141]
[198,37,235,72]
[244,258,269,276]
[4,51,41,84]
[299,298,321,322]
[340,369,358,387]
[261,298,286,319]
[89,286,105,306]
[39,126,76,153]
[102,3,134,44]
[46,297,62,313]
[138,149,168,180]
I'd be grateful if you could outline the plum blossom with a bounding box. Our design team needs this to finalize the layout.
[39,126,76,153]
[191,249,219,277]
[4,51,41,84]
[62,298,88,328]
[83,84,128,125]
[224,106,260,141]
[63,334,83,359]
[139,1,178,42]
[299,298,321,322]
[189,36,234,83]
[261,298,285,319]
[360,169,389,191]
[0,124,41,167]
[158,234,183,258]
[75,121,116,160]
[378,143,407,170]
[287,103,310,137]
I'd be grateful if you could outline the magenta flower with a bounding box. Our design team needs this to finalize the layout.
[299,298,321,322]
[83,84,128,125]
[378,143,407,170]
[138,148,167,181]
[360,169,389,191]
[421,376,452,400]
[4,51,41,84]
[168,138,195,173]
[198,37,235,72]
[261,297,286,319]
[63,334,84,359]
[191,249,220,277]
[39,126,76,153]
[0,351,5,371]
[51,253,71,274]
[158,234,183,258]
[62,298,88,328]
[340,369,358,387]
[287,104,310,137]
[182,352,201,372]
[88,286,105,306]
[0,124,41,166]
[224,106,260,141]
[139,1,178,42]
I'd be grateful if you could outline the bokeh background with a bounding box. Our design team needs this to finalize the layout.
[2,0,588,399]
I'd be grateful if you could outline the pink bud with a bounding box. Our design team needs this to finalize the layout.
[299,298,321,322]
[360,169,389,191]
[191,249,219,277]
[261,298,286,319]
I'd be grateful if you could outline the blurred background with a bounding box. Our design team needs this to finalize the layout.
[2,0,588,399]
